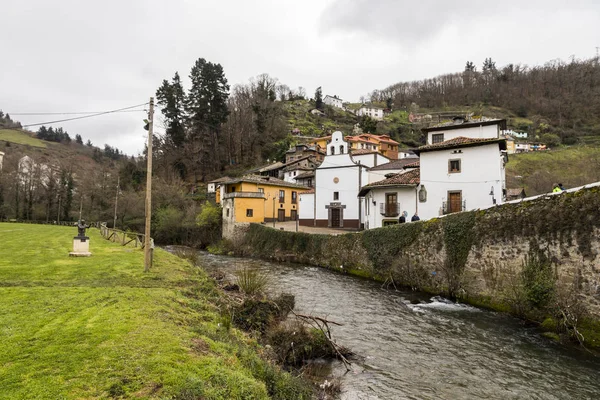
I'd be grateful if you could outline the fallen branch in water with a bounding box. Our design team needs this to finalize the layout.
[292,311,353,371]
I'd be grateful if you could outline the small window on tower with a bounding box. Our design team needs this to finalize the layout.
[333,192,339,201]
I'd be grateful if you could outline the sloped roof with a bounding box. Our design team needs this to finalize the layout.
[299,188,315,194]
[423,119,507,133]
[246,161,286,174]
[358,169,420,196]
[414,137,507,154]
[222,175,305,189]
[350,149,379,156]
[208,176,232,183]
[294,171,315,179]
[369,158,419,171]
[403,160,420,168]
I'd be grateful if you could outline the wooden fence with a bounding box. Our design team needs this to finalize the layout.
[99,223,153,249]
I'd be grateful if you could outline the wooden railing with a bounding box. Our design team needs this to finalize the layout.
[99,222,154,250]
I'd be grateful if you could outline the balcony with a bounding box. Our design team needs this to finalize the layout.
[442,200,467,215]
[379,202,400,217]
[222,191,266,200]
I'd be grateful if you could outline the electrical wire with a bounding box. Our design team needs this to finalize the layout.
[11,109,147,116]
[21,103,149,128]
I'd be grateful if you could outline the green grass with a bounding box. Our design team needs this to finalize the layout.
[0,129,47,148]
[506,146,600,195]
[0,223,308,399]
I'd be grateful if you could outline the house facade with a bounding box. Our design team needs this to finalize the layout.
[415,137,507,220]
[220,175,304,232]
[282,156,320,183]
[346,133,400,160]
[423,119,506,144]
[299,131,369,229]
[324,95,343,109]
[356,105,384,120]
[285,144,325,164]
[359,168,420,229]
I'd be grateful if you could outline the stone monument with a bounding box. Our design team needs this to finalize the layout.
[69,219,91,257]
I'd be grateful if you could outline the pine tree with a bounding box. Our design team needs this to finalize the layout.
[315,86,323,110]
[465,61,476,72]
[156,72,186,148]
[185,58,230,181]
[75,134,83,145]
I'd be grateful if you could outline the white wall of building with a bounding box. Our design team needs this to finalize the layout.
[427,124,499,144]
[357,107,384,120]
[312,131,369,228]
[299,193,314,220]
[324,95,343,109]
[363,187,418,230]
[418,143,505,220]
[0,151,4,171]
[351,152,389,168]
[207,182,216,193]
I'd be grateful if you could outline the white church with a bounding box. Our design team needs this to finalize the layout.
[300,119,508,230]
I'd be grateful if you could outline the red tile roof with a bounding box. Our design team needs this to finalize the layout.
[350,149,379,156]
[403,160,420,168]
[369,158,419,171]
[414,137,507,154]
[358,169,420,196]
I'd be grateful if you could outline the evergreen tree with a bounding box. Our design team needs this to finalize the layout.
[483,57,496,72]
[86,139,93,147]
[315,86,323,110]
[465,61,476,72]
[156,72,186,148]
[185,58,230,181]
[75,134,83,145]
[359,116,378,134]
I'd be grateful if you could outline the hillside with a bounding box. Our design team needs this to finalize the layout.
[0,128,47,148]
[370,56,600,146]
[505,146,600,196]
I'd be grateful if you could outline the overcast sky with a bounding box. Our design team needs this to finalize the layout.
[1,0,599,155]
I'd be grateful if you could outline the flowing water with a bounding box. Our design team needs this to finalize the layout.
[190,251,600,400]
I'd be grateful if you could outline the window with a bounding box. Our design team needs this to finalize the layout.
[330,146,335,155]
[246,209,253,217]
[258,188,264,193]
[339,145,344,154]
[333,192,339,201]
[448,159,461,173]
[432,133,444,144]
[307,178,313,187]
[279,190,285,203]
[230,186,236,193]
[292,191,297,204]
[226,208,230,217]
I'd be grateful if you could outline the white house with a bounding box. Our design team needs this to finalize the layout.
[356,105,384,120]
[359,168,420,229]
[515,143,531,153]
[414,136,507,220]
[299,131,369,229]
[282,156,320,184]
[324,95,343,109]
[367,159,419,184]
[423,118,506,144]
[207,177,231,193]
[504,129,528,139]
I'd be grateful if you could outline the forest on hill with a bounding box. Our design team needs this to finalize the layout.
[370,56,600,145]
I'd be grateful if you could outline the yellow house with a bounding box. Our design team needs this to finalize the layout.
[307,135,331,151]
[220,175,305,224]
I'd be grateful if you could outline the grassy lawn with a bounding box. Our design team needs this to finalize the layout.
[0,223,306,399]
[0,129,47,148]
[506,146,600,195]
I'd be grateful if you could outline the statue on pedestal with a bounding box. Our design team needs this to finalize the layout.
[76,219,89,238]
[70,219,92,257]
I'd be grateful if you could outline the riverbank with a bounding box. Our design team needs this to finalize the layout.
[0,223,309,399]
[225,186,600,350]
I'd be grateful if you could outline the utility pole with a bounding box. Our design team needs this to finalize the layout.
[144,97,154,272]
[113,176,120,229]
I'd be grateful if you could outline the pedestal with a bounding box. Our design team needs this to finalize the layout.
[69,236,92,257]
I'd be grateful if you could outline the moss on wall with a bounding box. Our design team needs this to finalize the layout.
[231,186,600,349]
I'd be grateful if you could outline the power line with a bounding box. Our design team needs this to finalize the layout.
[21,103,149,128]
[11,109,147,116]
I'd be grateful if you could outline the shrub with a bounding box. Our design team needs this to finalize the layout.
[521,251,555,309]
[235,267,269,296]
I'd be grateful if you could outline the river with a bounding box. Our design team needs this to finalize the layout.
[192,251,600,400]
